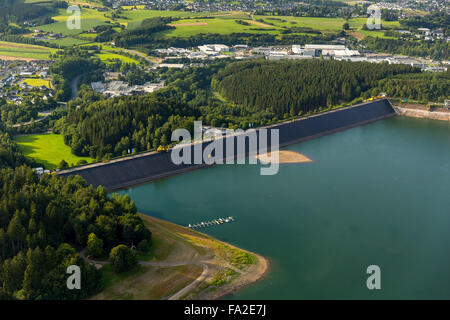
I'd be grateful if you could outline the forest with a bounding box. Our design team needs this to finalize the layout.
[0,127,33,169]
[55,92,199,159]
[372,69,449,103]
[50,49,104,101]
[361,37,449,61]
[0,164,151,299]
[213,59,420,117]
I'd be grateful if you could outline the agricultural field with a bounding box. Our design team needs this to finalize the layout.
[22,78,51,88]
[14,133,93,169]
[34,7,402,46]
[37,7,112,35]
[96,52,140,64]
[255,16,400,32]
[43,37,93,46]
[0,41,55,60]
[162,17,281,38]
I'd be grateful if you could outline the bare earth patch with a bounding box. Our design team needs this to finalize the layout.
[348,31,365,40]
[0,54,37,62]
[256,150,312,164]
[245,20,275,28]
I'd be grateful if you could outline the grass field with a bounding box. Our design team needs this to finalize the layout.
[96,52,140,64]
[162,17,282,38]
[255,16,400,32]
[35,8,402,43]
[14,133,93,169]
[159,15,400,38]
[22,78,51,88]
[38,8,109,35]
[0,41,55,60]
[43,37,93,46]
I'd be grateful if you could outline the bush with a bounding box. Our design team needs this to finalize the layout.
[137,239,151,253]
[109,245,137,273]
[58,159,68,170]
[87,233,104,258]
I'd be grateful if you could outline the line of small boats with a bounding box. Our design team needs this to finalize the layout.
[188,216,235,229]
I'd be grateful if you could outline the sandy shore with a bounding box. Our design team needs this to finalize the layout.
[256,150,312,164]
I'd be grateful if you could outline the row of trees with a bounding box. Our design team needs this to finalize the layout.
[0,128,33,169]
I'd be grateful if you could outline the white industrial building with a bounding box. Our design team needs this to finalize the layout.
[198,44,230,55]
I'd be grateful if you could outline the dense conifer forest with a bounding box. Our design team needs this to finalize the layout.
[0,165,151,299]
[213,59,419,116]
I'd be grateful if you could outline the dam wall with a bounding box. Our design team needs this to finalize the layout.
[58,99,396,190]
[393,106,450,121]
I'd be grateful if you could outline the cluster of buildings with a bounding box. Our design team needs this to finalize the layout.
[375,0,448,15]
[32,29,62,41]
[0,60,53,104]
[91,72,165,97]
[155,44,232,60]
[153,43,448,72]
[108,0,303,12]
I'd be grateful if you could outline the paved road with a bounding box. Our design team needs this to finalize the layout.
[71,74,81,100]
[12,115,48,127]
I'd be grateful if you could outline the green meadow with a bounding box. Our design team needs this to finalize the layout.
[22,78,51,88]
[14,133,93,169]
[161,18,282,38]
[38,8,109,35]
[34,7,401,45]
[96,52,140,64]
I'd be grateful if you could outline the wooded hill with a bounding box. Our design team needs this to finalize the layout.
[212,59,419,117]
[0,165,151,299]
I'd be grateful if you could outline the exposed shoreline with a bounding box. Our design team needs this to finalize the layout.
[92,214,270,300]
[198,245,270,300]
[256,150,312,164]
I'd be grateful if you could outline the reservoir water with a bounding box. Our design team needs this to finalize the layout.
[116,117,450,299]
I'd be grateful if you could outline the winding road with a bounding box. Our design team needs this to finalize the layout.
[71,74,82,101]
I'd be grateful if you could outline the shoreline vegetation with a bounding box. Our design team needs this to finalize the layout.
[92,214,269,300]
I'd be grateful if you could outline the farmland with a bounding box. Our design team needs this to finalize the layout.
[34,8,401,47]
[96,52,140,64]
[0,41,55,60]
[22,78,51,88]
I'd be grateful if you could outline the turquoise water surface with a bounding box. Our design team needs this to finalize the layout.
[116,117,450,299]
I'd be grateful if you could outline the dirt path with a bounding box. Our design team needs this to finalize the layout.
[169,22,208,27]
[79,249,211,300]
